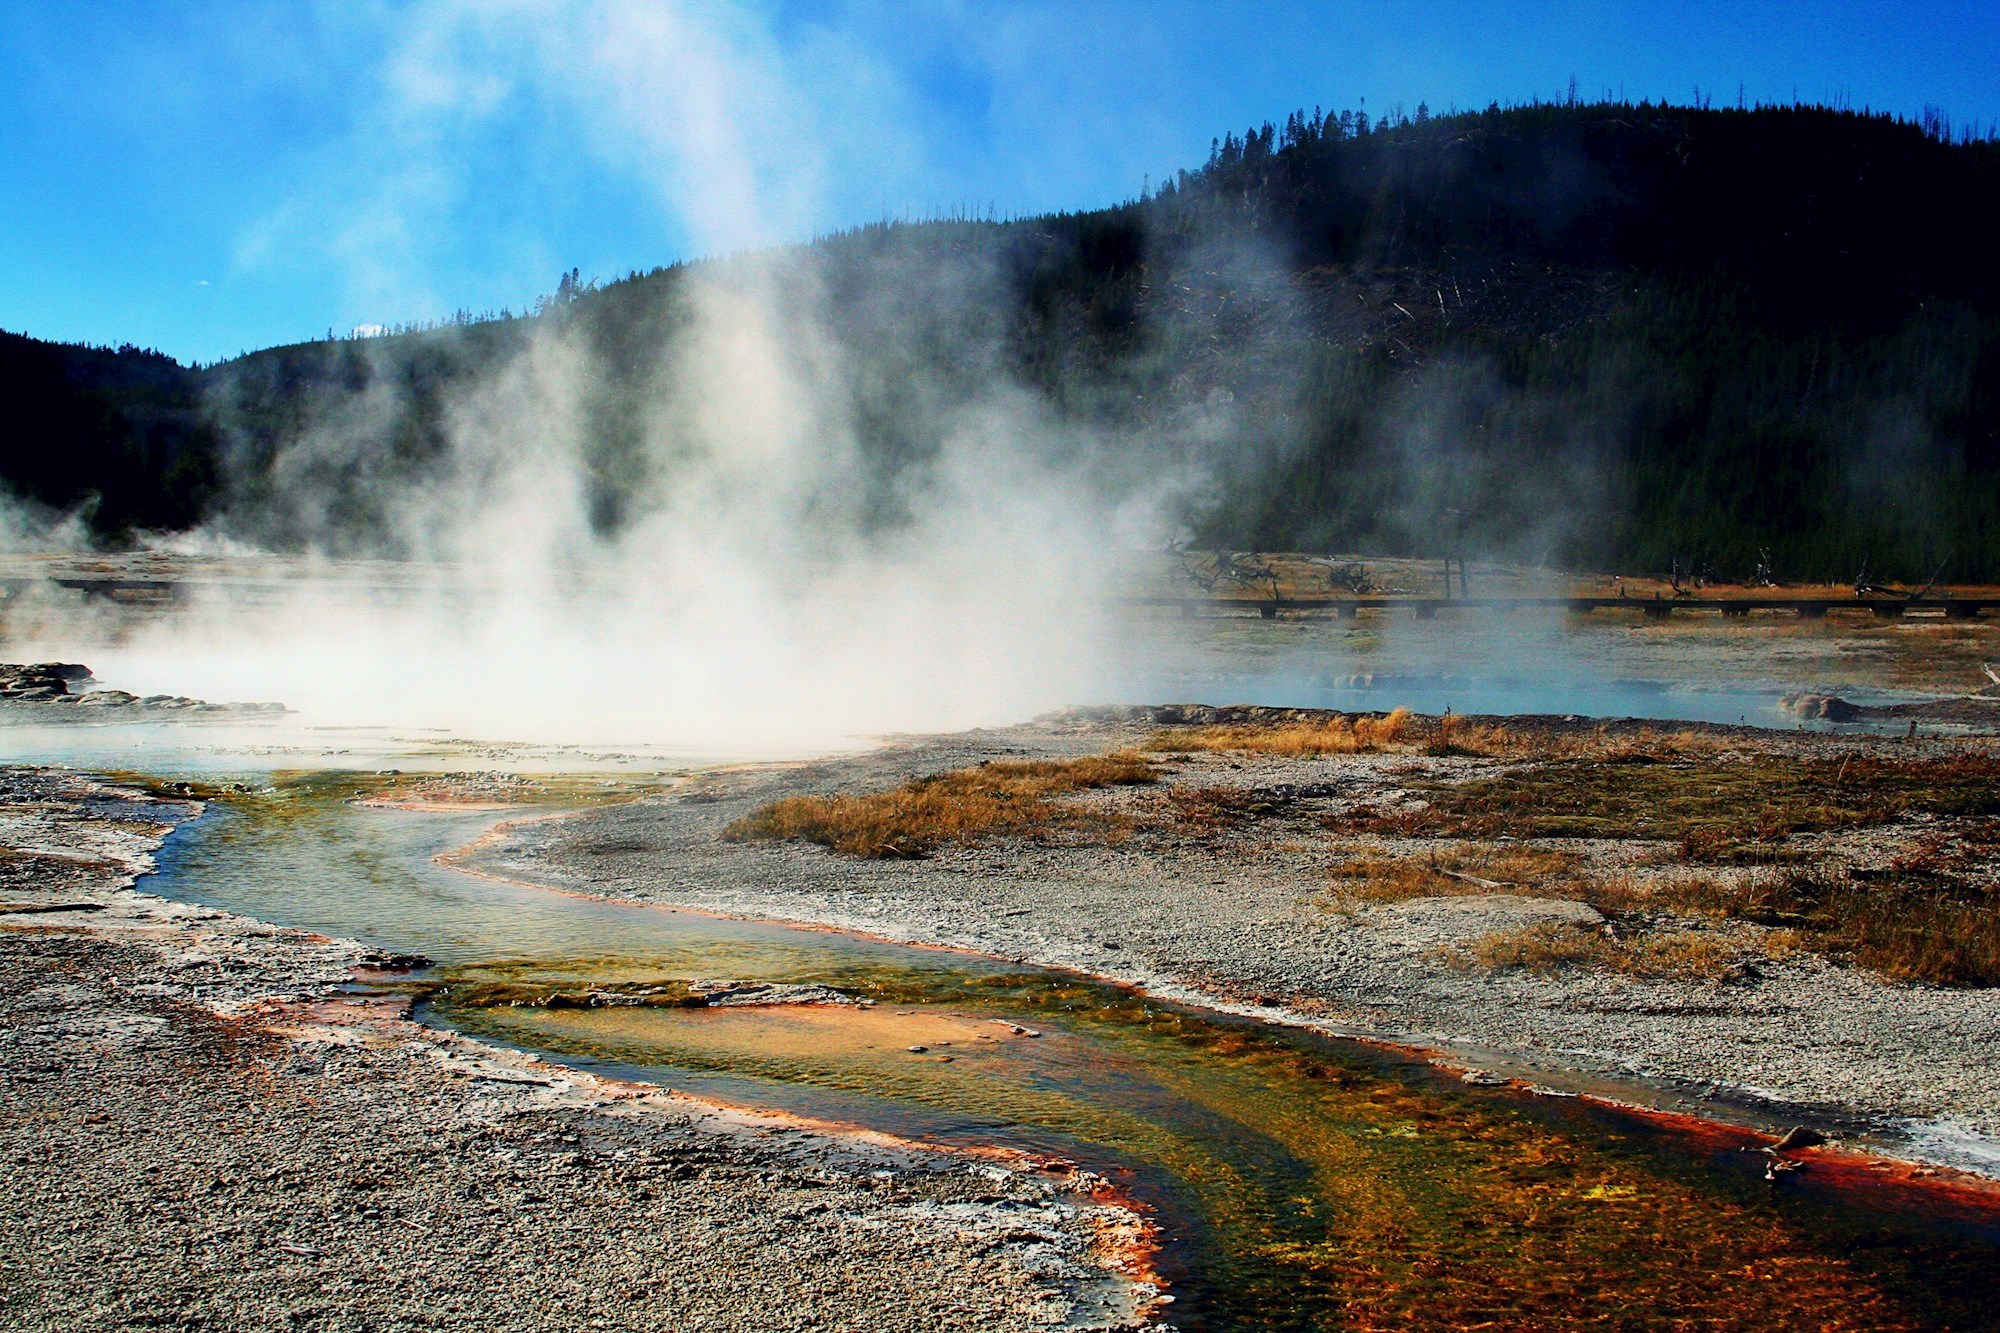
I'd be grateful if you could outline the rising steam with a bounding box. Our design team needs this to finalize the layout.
[95,253,1160,751]
[3,3,1188,753]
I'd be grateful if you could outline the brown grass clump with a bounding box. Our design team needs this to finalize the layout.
[1326,844,1583,905]
[722,752,1158,858]
[1156,786,1287,840]
[1331,751,2000,842]
[1465,922,1744,981]
[1325,803,1451,838]
[1420,714,1522,757]
[1420,719,1743,761]
[1429,859,2000,988]
[1672,825,1804,865]
[1145,708,1746,764]
[1660,865,2000,988]
[1146,707,1412,757]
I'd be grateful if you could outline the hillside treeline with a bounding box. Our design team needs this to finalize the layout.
[3,99,1997,581]
[1141,99,2000,581]
[0,331,221,535]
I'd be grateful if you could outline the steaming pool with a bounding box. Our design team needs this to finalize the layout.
[0,660,1938,792]
[117,769,2000,1331]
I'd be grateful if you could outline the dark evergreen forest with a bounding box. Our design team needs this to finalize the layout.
[4,99,1996,580]
[0,332,221,534]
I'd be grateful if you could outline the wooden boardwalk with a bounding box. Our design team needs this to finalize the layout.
[1129,595,1999,621]
[6,575,1995,623]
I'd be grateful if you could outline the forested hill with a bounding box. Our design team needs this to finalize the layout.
[4,99,1998,580]
[0,331,219,534]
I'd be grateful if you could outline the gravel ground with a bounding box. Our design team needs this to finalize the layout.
[0,769,1151,1333]
[471,712,2000,1175]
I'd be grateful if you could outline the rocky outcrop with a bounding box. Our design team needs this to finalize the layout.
[0,661,285,717]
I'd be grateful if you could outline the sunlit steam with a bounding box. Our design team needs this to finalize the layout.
[88,254,1144,750]
[3,2,1163,753]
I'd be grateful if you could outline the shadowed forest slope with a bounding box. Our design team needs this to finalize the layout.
[4,100,1997,580]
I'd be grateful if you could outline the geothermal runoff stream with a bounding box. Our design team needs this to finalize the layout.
[103,765,2000,1331]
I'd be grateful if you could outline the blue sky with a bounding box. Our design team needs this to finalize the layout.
[4,1,1997,364]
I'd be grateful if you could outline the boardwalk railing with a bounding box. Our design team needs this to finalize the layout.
[1125,595,1997,621]
[6,576,1995,622]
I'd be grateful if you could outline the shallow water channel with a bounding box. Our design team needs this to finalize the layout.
[147,773,2000,1331]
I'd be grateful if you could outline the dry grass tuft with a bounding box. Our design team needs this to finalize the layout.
[1330,744,2000,986]
[1331,750,2000,842]
[1326,844,1583,905]
[1660,865,2000,988]
[1420,715,1522,757]
[1147,707,1413,757]
[1433,861,2000,987]
[1674,826,1769,865]
[1464,922,1744,981]
[1156,785,1288,840]
[1419,719,1743,761]
[723,752,1158,859]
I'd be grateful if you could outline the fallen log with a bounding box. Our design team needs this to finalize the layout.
[1438,868,1514,891]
